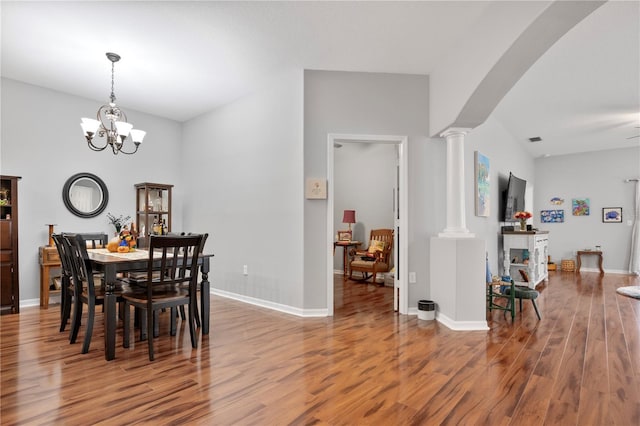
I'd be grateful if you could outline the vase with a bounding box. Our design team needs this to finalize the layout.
[519,221,527,231]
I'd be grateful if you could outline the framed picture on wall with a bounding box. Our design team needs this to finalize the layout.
[572,198,590,216]
[602,207,622,223]
[541,209,564,223]
[337,230,352,241]
[474,151,490,217]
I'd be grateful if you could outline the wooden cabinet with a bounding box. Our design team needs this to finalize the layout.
[135,182,173,248]
[1,175,21,314]
[502,231,549,289]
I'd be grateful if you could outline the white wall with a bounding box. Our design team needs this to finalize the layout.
[181,68,305,309]
[334,143,396,272]
[303,70,440,310]
[0,78,183,303]
[534,147,639,272]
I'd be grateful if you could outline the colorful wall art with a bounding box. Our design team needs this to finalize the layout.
[474,151,490,217]
[541,209,565,223]
[550,197,564,205]
[572,198,590,216]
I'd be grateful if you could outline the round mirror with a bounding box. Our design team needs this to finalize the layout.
[62,172,109,218]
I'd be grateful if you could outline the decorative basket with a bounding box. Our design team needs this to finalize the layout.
[561,259,575,272]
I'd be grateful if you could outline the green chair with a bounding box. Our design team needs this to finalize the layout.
[504,285,541,320]
[485,256,515,319]
[487,279,516,320]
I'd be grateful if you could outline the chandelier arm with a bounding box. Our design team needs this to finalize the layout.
[86,135,108,151]
[116,143,140,155]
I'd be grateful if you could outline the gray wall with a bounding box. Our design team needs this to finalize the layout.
[181,68,305,309]
[1,78,183,302]
[534,147,639,272]
[334,143,396,272]
[303,70,440,311]
[464,115,536,276]
[4,72,633,312]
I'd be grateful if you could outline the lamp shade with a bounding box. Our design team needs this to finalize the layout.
[342,210,356,224]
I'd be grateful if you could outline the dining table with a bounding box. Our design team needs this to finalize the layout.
[86,248,214,361]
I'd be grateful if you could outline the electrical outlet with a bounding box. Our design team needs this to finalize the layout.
[243,265,248,275]
[409,272,416,283]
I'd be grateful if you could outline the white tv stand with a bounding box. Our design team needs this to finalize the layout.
[502,231,549,289]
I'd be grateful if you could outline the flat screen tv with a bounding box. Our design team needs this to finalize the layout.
[503,172,526,222]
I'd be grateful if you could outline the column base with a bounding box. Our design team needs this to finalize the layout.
[438,229,476,238]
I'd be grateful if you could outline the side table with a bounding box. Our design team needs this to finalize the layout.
[576,250,604,274]
[39,245,61,308]
[333,241,361,281]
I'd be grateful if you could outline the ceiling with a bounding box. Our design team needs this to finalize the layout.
[2,1,638,158]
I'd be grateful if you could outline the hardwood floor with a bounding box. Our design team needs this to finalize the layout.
[1,271,639,425]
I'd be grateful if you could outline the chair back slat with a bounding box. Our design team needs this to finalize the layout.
[64,234,102,300]
[146,234,204,293]
[52,234,73,278]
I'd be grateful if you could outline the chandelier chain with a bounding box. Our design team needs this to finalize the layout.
[110,60,116,104]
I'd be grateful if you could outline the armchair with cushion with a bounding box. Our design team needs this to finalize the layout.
[349,228,394,284]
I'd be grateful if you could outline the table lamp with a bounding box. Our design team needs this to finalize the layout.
[342,210,356,232]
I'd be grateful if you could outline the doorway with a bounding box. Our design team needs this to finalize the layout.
[326,133,408,315]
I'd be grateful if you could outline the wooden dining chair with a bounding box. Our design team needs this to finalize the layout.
[121,234,204,361]
[63,233,119,353]
[127,232,209,332]
[52,233,74,333]
[54,233,109,336]
[178,232,209,326]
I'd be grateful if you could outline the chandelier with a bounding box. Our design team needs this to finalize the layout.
[80,52,146,155]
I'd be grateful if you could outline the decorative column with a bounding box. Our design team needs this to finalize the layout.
[439,127,474,238]
[430,127,486,330]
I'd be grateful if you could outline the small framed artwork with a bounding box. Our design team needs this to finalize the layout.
[572,198,590,216]
[541,209,564,223]
[337,230,352,241]
[550,197,564,205]
[305,178,327,199]
[602,207,622,223]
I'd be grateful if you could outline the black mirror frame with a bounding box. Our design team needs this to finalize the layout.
[62,172,109,218]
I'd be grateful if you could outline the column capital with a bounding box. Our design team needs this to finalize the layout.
[440,127,472,139]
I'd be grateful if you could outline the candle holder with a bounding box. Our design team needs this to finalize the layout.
[46,224,57,247]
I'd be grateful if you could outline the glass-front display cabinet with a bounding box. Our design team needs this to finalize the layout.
[135,182,173,248]
[1,175,20,314]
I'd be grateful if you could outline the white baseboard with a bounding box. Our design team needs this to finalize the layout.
[425,309,488,331]
[20,298,43,309]
[579,267,630,275]
[211,288,328,317]
[408,307,488,330]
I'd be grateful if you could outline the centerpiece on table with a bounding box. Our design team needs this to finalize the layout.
[106,213,136,252]
[514,211,532,231]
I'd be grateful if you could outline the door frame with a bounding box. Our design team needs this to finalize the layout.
[326,133,408,315]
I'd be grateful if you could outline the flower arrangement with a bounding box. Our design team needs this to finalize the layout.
[514,211,532,230]
[106,212,131,233]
